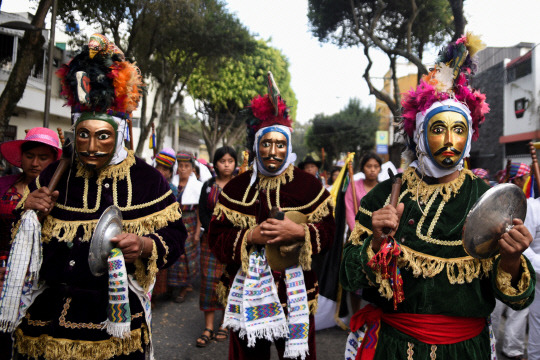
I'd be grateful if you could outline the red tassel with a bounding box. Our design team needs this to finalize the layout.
[367,237,405,310]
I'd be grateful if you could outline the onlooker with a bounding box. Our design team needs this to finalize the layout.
[0,127,62,360]
[168,152,203,303]
[196,146,237,347]
[471,168,490,185]
[299,155,324,184]
[524,196,540,360]
[326,166,342,189]
[152,148,179,303]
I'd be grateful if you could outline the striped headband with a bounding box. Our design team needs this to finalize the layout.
[155,152,176,168]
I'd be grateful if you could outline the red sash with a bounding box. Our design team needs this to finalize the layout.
[350,305,486,360]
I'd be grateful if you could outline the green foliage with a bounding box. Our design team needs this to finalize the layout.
[188,39,297,119]
[307,0,452,52]
[306,98,379,169]
[187,39,297,155]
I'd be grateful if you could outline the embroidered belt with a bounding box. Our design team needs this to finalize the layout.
[350,304,486,360]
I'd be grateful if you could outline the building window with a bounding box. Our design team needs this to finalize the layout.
[0,33,15,70]
[507,56,532,83]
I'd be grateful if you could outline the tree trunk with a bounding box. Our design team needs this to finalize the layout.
[135,87,161,156]
[449,0,466,42]
[0,0,52,141]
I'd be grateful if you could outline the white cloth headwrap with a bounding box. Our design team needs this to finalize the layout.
[250,125,297,186]
[72,113,128,165]
[410,99,473,179]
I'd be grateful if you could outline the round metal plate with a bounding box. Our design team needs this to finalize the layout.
[463,183,526,259]
[88,205,123,276]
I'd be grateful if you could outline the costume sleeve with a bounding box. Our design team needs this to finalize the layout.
[491,255,535,310]
[198,180,212,232]
[340,182,391,297]
[208,202,252,271]
[299,193,335,271]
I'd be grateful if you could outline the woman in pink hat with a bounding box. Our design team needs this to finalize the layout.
[0,126,61,359]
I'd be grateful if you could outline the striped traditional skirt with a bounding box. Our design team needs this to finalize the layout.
[167,209,199,288]
[199,233,226,311]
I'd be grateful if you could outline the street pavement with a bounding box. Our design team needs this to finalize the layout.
[151,280,525,359]
[151,280,347,360]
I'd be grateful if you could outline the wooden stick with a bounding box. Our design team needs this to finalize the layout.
[127,119,134,151]
[57,128,65,146]
[503,159,512,183]
[347,152,358,212]
[529,142,540,195]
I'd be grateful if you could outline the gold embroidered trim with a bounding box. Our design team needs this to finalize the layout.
[15,186,30,210]
[415,188,462,246]
[281,187,328,213]
[232,229,244,261]
[59,297,102,329]
[213,202,256,230]
[496,255,531,297]
[310,223,321,253]
[349,222,372,245]
[41,201,181,243]
[154,233,168,266]
[221,189,259,207]
[358,205,372,217]
[402,167,473,203]
[135,239,159,292]
[430,344,437,359]
[299,224,313,271]
[241,232,251,274]
[14,324,149,360]
[25,313,50,327]
[217,281,229,308]
[407,342,414,360]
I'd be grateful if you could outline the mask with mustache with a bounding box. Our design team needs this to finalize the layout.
[425,110,469,169]
[257,130,288,173]
[75,118,117,170]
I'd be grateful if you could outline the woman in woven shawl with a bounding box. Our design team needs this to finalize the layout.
[196,146,237,347]
[168,152,203,303]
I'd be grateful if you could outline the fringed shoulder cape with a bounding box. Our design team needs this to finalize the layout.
[208,165,335,314]
[11,151,186,360]
[340,167,535,359]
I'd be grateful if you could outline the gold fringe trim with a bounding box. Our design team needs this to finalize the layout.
[217,281,229,308]
[241,231,251,274]
[399,245,493,284]
[308,297,318,315]
[76,150,136,184]
[213,203,256,230]
[14,324,149,360]
[41,202,182,243]
[305,196,334,223]
[298,224,313,271]
[257,164,294,190]
[402,167,473,203]
[349,222,372,245]
[366,243,493,299]
[496,255,531,297]
[134,240,159,292]
[15,186,30,211]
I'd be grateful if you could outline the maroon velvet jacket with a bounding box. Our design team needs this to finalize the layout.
[208,165,335,312]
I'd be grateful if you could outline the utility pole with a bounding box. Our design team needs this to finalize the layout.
[43,0,57,128]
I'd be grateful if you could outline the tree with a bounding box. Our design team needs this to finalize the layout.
[305,98,379,170]
[307,0,459,118]
[58,0,255,155]
[0,0,52,141]
[187,39,297,157]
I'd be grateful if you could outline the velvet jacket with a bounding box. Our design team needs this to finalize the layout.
[12,151,186,360]
[340,167,535,359]
[208,165,335,314]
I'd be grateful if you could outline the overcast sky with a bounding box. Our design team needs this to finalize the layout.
[3,0,540,124]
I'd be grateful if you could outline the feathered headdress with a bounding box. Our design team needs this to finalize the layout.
[244,71,293,150]
[56,33,143,120]
[401,32,490,142]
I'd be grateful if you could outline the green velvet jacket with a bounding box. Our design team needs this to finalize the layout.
[340,168,535,359]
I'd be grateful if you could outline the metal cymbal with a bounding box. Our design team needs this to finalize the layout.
[463,183,526,259]
[88,205,123,276]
